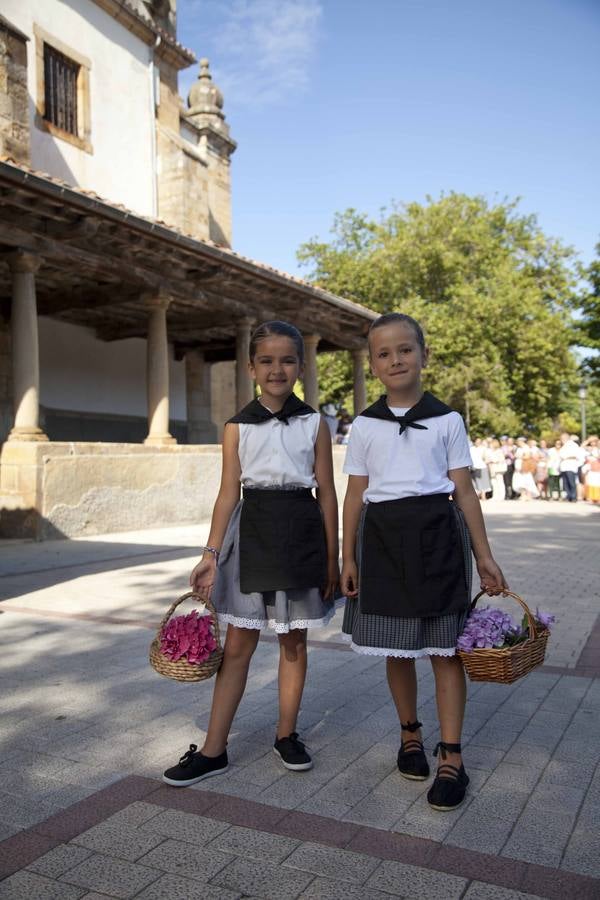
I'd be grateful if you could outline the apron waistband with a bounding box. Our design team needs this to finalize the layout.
[242,487,314,501]
[367,492,451,511]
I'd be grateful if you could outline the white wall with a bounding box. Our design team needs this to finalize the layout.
[3,0,156,216]
[39,318,186,420]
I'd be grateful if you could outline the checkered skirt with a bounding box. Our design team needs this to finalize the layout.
[342,502,473,658]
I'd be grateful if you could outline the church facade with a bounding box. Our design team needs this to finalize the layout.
[0,0,374,538]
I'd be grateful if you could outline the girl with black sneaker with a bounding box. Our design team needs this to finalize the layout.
[163,321,339,787]
[340,313,507,811]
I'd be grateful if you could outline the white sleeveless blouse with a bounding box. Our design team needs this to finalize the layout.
[238,413,320,489]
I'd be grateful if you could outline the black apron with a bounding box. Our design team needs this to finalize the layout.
[239,488,326,594]
[359,493,468,618]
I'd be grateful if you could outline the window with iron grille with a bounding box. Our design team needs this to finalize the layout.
[43,43,79,136]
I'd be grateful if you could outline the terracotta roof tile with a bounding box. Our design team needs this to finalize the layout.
[114,0,196,61]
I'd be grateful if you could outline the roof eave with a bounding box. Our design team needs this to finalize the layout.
[0,158,376,326]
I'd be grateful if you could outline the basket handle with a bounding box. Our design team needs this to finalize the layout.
[155,591,223,649]
[470,589,538,642]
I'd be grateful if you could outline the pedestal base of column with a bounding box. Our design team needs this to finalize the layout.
[143,433,177,446]
[7,426,49,442]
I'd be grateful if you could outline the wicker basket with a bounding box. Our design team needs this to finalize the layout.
[457,590,549,684]
[149,591,224,682]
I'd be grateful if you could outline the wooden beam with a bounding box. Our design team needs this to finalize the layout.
[166,310,237,330]
[37,285,141,315]
[1,189,72,222]
[95,326,146,342]
[0,218,166,291]
[45,216,100,241]
[0,178,375,346]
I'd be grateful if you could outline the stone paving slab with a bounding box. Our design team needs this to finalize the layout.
[2,777,600,898]
[282,840,380,883]
[0,503,599,898]
[0,869,87,899]
[206,824,300,863]
[366,859,468,898]
[59,853,161,899]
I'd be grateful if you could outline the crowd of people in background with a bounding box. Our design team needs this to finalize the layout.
[469,433,600,504]
[321,402,600,506]
[321,403,353,445]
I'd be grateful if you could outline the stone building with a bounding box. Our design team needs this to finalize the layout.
[0,0,375,539]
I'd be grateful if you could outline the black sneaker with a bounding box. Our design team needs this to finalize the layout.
[162,744,228,787]
[273,733,313,771]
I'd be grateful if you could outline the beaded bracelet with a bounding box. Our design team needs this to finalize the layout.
[200,545,220,560]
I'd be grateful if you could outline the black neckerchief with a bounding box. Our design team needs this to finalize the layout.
[359,391,454,436]
[228,393,316,426]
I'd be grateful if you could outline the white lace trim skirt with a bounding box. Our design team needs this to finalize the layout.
[212,500,335,632]
[341,502,473,658]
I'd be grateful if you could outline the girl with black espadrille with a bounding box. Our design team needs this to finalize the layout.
[162,322,339,788]
[341,313,508,812]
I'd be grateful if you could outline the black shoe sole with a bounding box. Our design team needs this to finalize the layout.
[273,747,313,771]
[162,763,229,787]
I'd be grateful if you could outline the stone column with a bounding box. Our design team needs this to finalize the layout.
[185,349,217,443]
[235,318,254,409]
[352,346,368,415]
[0,319,12,443]
[144,293,176,445]
[7,251,48,441]
[303,333,320,410]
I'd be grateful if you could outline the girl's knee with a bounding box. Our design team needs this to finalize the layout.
[224,626,259,662]
[431,653,461,667]
[387,655,416,671]
[430,654,465,678]
[278,628,307,661]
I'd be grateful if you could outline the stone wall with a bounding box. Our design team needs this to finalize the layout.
[206,146,233,246]
[4,0,158,213]
[0,442,348,540]
[0,441,221,539]
[156,123,210,240]
[0,16,30,163]
[155,59,211,240]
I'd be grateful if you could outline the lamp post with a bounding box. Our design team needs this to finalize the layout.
[578,383,587,442]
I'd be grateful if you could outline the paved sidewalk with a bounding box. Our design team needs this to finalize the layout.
[0,501,598,899]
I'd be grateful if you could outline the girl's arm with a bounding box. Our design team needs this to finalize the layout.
[190,423,241,597]
[450,467,508,595]
[341,474,369,597]
[314,417,340,599]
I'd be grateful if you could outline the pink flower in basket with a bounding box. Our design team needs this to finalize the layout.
[159,610,217,665]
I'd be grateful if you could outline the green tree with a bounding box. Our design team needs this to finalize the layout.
[578,241,600,386]
[299,194,580,435]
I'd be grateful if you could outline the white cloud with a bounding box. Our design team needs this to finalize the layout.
[180,0,323,107]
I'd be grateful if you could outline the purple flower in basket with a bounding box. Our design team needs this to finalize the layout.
[457,604,555,653]
[535,608,556,630]
[159,610,217,664]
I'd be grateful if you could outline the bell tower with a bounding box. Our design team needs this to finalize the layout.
[185,59,236,246]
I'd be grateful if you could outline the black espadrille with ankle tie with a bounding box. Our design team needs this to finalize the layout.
[396,720,430,781]
[427,741,469,811]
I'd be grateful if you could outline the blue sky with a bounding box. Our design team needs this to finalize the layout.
[178,0,600,278]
